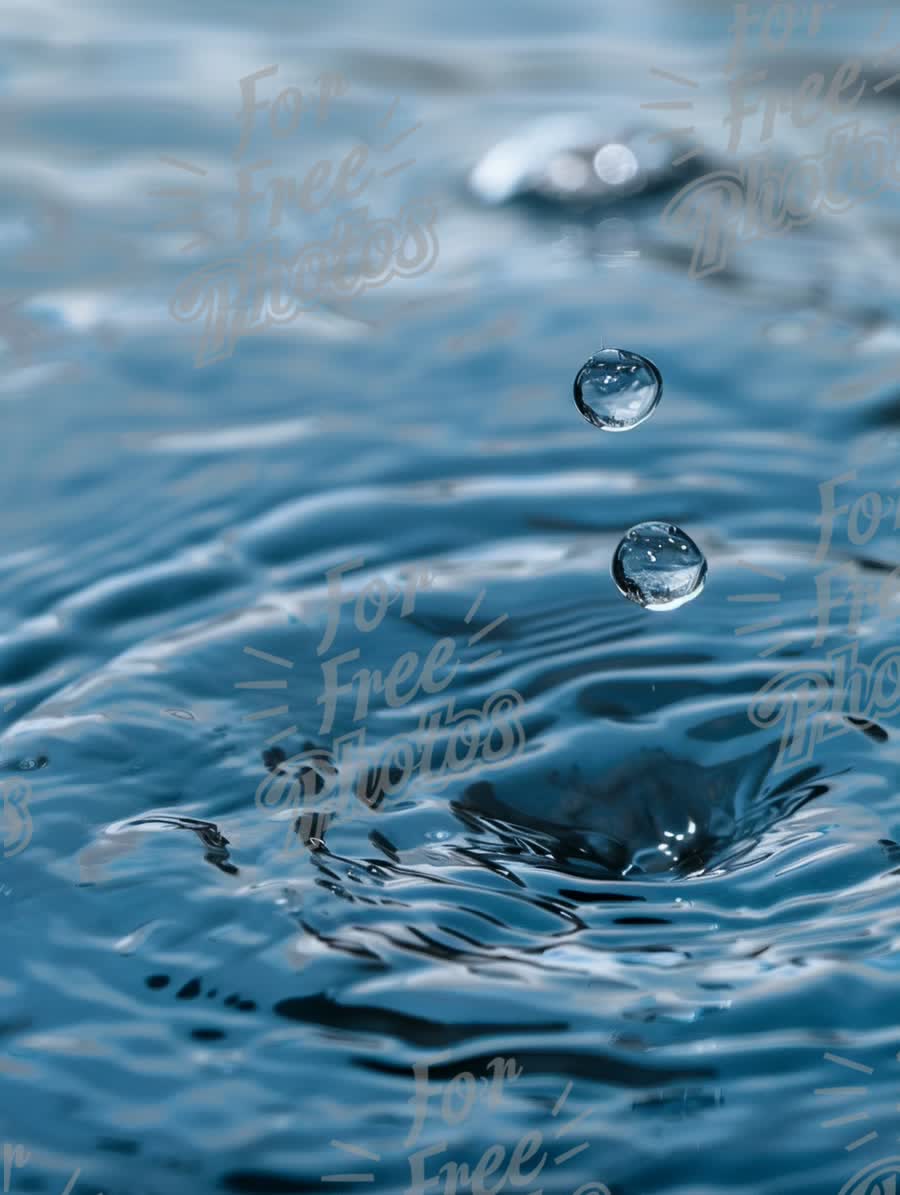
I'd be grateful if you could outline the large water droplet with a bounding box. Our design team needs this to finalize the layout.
[612,522,707,611]
[573,348,662,431]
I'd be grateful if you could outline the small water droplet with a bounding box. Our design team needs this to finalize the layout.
[612,521,707,611]
[573,348,662,431]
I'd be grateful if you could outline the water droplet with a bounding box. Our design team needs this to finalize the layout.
[612,522,707,611]
[573,348,662,431]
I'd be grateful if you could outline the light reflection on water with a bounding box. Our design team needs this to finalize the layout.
[1,2,900,1193]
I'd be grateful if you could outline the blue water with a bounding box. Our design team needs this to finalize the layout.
[3,2,900,1192]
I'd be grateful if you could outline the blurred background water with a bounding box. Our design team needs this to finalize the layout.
[3,1,900,1192]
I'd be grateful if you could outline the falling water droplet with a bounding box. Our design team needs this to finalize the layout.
[612,522,707,611]
[573,348,662,431]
